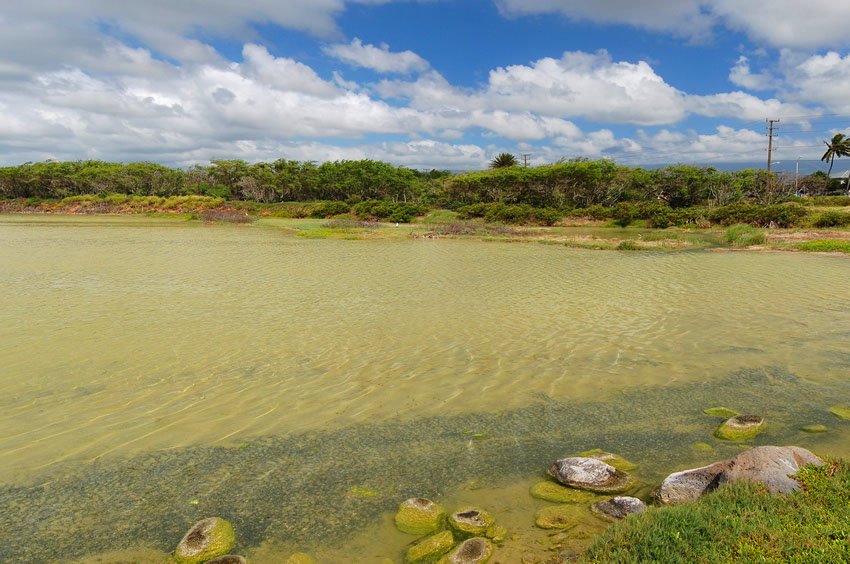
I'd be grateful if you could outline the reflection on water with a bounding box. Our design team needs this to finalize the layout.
[0,216,849,562]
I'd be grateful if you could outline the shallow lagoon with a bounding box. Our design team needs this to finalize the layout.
[1,215,848,562]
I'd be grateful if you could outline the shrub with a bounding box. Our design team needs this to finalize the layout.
[813,211,850,228]
[810,195,850,207]
[616,240,640,251]
[709,203,807,227]
[570,205,612,220]
[726,224,766,247]
[455,203,561,225]
[612,202,638,227]
[309,200,350,218]
[351,200,427,223]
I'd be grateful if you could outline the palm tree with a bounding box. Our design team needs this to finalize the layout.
[489,153,518,169]
[821,133,850,178]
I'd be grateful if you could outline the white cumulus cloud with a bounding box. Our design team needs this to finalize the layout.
[323,38,430,73]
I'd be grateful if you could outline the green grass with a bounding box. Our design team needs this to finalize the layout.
[416,209,460,224]
[583,460,850,563]
[726,224,766,247]
[796,240,850,253]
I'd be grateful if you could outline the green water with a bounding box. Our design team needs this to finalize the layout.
[1,215,848,562]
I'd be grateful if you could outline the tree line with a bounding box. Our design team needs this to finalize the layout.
[0,158,840,209]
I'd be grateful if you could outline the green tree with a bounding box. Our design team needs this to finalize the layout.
[821,133,850,178]
[489,153,518,168]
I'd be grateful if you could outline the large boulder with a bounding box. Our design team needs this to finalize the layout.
[655,446,826,505]
[548,457,634,493]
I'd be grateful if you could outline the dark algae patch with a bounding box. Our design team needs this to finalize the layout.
[0,367,848,562]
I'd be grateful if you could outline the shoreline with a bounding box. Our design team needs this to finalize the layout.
[3,206,850,255]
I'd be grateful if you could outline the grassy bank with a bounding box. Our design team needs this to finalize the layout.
[4,195,850,254]
[583,460,850,563]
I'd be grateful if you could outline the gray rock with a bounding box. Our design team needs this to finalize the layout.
[655,460,729,505]
[722,445,826,494]
[591,496,647,521]
[547,457,634,493]
[655,446,826,505]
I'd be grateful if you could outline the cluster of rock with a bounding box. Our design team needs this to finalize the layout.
[172,517,315,564]
[394,498,506,563]
[533,450,646,531]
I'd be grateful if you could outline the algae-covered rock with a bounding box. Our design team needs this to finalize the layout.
[829,406,850,421]
[395,498,446,536]
[591,496,647,522]
[577,449,638,472]
[174,517,236,564]
[703,407,739,418]
[800,424,828,433]
[533,505,582,530]
[206,556,247,564]
[484,524,507,543]
[714,415,766,441]
[347,486,380,498]
[448,508,494,537]
[548,457,635,493]
[443,538,493,564]
[406,530,455,563]
[529,481,600,504]
[691,442,714,452]
[285,553,316,564]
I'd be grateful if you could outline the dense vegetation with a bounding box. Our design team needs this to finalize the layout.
[1,158,849,228]
[584,460,850,563]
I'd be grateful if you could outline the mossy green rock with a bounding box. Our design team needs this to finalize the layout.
[703,407,739,418]
[691,442,714,452]
[442,538,494,564]
[534,505,582,530]
[395,498,446,536]
[285,554,316,564]
[529,481,600,504]
[173,517,236,564]
[406,530,455,563]
[800,424,828,433]
[448,508,495,537]
[829,406,850,421]
[714,415,766,441]
[577,449,638,472]
[484,524,507,543]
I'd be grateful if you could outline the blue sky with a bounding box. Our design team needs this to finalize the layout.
[2,1,850,171]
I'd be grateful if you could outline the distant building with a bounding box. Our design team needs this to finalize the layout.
[829,170,850,195]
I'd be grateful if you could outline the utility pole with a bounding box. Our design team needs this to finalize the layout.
[521,153,531,167]
[766,119,779,172]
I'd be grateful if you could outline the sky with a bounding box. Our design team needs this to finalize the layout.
[2,1,850,171]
